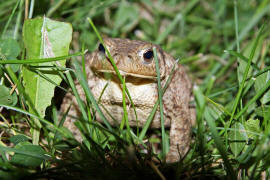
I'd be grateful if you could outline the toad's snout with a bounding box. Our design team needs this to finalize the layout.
[111,53,133,66]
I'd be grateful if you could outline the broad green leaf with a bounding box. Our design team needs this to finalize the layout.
[244,119,260,139]
[229,122,248,157]
[204,105,223,121]
[10,135,29,145]
[10,142,47,167]
[22,17,72,144]
[0,38,21,72]
[0,38,20,59]
[254,105,270,120]
[0,85,17,106]
[254,70,270,104]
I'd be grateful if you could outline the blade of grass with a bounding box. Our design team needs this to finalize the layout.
[65,70,88,123]
[202,99,236,179]
[208,64,270,99]
[81,43,86,78]
[138,59,178,141]
[248,66,270,80]
[153,47,166,159]
[120,77,130,132]
[235,79,270,120]
[46,0,65,17]
[73,59,112,131]
[155,13,182,44]
[225,50,260,71]
[52,104,71,150]
[180,54,202,64]
[28,0,34,18]
[0,52,83,64]
[31,68,69,93]
[121,77,133,141]
[233,0,240,55]
[195,85,236,178]
[1,0,20,38]
[229,24,265,124]
[13,0,23,39]
[204,3,270,84]
[0,104,67,137]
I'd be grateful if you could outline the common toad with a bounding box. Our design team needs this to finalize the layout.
[61,38,194,163]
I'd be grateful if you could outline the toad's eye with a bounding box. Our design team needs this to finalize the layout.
[143,50,153,64]
[98,43,105,53]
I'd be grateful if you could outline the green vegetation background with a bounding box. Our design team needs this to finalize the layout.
[0,0,270,179]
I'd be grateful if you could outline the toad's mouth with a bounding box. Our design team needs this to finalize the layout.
[95,69,158,80]
[93,70,160,85]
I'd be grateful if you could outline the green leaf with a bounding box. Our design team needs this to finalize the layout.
[254,70,270,104]
[10,142,47,167]
[22,16,72,117]
[0,38,21,60]
[0,38,21,72]
[254,105,270,119]
[10,135,29,145]
[0,85,17,106]
[228,122,248,156]
[22,17,72,144]
[244,119,260,139]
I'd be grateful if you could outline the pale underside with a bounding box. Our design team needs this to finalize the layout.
[89,71,171,128]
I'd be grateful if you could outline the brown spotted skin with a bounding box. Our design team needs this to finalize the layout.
[61,38,194,163]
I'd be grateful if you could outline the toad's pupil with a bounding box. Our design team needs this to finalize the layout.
[98,43,105,53]
[143,50,153,60]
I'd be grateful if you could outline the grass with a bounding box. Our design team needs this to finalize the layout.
[1,0,270,179]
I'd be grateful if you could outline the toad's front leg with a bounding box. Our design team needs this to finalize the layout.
[166,109,191,163]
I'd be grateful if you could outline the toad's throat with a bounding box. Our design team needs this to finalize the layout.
[99,99,157,110]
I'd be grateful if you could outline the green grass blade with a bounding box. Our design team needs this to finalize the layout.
[65,70,88,121]
[13,0,23,39]
[0,104,66,137]
[203,108,236,178]
[155,13,182,44]
[73,59,112,131]
[229,24,265,124]
[204,3,270,84]
[120,77,130,131]
[138,59,178,141]
[153,47,166,159]
[0,52,83,64]
[1,0,20,38]
[225,50,260,71]
[235,79,270,119]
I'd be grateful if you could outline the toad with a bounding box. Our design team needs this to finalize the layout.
[61,38,194,163]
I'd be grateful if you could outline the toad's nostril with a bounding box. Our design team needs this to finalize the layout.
[109,54,120,65]
[127,55,133,61]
